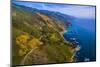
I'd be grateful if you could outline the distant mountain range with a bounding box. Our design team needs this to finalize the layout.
[12,3,76,24]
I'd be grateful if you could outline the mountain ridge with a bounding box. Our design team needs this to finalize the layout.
[12,3,77,65]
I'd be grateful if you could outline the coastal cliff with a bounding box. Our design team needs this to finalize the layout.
[12,3,77,65]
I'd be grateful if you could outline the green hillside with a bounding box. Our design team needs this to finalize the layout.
[12,4,77,66]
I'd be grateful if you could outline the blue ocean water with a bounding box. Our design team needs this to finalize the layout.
[63,18,96,62]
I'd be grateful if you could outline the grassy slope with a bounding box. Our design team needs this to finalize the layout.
[12,4,76,65]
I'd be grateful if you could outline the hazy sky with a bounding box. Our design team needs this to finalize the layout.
[13,1,96,19]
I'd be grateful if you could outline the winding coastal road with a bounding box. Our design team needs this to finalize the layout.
[20,47,38,65]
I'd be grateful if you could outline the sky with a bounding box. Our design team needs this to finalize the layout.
[13,1,96,19]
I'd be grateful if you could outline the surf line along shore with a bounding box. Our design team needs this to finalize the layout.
[59,27,81,62]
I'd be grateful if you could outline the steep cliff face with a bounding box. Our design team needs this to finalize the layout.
[12,4,76,65]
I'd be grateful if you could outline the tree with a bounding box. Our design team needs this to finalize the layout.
[28,38,41,49]
[19,45,28,56]
[16,34,29,56]
[16,34,29,45]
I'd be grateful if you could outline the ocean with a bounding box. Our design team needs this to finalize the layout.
[63,18,96,62]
